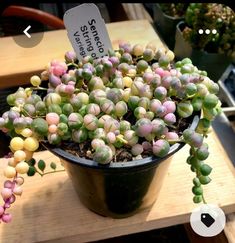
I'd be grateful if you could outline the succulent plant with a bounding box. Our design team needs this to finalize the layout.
[0,41,221,223]
[183,3,235,59]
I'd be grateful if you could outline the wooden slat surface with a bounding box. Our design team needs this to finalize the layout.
[0,20,164,89]
[224,213,235,243]
[0,130,234,243]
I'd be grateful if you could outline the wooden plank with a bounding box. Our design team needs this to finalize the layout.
[0,129,235,243]
[122,3,153,23]
[0,20,164,89]
[224,213,235,243]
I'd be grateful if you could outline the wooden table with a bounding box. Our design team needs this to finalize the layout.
[0,20,235,243]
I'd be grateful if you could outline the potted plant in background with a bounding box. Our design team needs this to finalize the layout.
[152,3,189,50]
[0,42,221,223]
[174,3,235,82]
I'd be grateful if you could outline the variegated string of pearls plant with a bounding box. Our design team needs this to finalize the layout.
[0,42,221,223]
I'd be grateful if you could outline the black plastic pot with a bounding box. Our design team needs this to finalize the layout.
[174,21,232,82]
[153,4,184,50]
[45,115,199,218]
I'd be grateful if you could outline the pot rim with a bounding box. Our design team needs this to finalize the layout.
[42,114,200,169]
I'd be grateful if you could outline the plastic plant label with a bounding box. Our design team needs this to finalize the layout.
[63,3,112,60]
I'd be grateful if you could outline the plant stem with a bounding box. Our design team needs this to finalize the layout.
[167,139,185,144]
[67,62,79,68]
[22,108,45,119]
[116,135,128,144]
[176,118,183,129]
[167,124,177,129]
[41,169,65,176]
[193,147,207,205]
[202,194,207,204]
[35,168,65,177]
[31,87,48,91]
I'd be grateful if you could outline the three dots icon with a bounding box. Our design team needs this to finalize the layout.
[198,29,217,35]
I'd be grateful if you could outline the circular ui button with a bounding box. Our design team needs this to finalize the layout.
[12,24,44,48]
[190,204,226,237]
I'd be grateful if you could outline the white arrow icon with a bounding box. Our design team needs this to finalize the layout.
[23,25,31,38]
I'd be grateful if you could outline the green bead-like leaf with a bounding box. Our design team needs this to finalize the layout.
[50,162,57,170]
[31,118,48,136]
[190,165,196,172]
[203,94,218,109]
[38,160,46,172]
[199,175,211,185]
[193,195,202,203]
[189,147,194,155]
[192,97,203,111]
[7,94,16,106]
[189,156,203,170]
[28,158,36,166]
[192,186,203,195]
[177,101,193,118]
[193,178,201,187]
[187,156,193,164]
[196,146,209,160]
[200,164,212,176]
[196,118,211,134]
[182,128,194,142]
[27,166,36,176]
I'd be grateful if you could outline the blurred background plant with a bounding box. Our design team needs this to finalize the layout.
[183,3,235,60]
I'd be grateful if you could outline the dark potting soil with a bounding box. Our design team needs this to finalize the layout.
[61,111,192,163]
